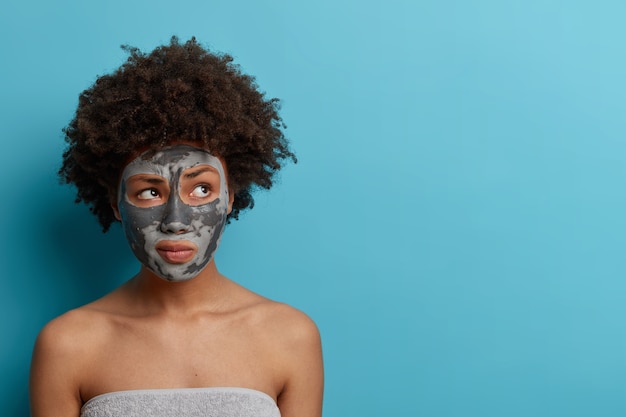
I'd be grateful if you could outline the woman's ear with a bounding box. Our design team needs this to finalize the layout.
[227,188,235,214]
[110,193,122,221]
[111,202,122,221]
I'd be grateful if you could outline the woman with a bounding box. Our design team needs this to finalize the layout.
[29,37,323,417]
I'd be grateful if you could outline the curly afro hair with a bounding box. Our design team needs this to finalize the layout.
[60,36,296,232]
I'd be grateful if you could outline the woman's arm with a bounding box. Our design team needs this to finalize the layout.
[276,310,324,417]
[30,314,84,417]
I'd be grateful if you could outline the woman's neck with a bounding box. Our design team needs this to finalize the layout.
[124,261,232,316]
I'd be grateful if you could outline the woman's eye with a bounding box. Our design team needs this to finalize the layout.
[190,185,211,198]
[137,189,160,200]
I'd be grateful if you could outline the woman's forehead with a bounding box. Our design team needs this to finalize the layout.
[122,145,225,180]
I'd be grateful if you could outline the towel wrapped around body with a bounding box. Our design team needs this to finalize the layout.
[80,387,280,417]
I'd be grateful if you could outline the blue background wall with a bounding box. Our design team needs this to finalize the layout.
[2,1,626,416]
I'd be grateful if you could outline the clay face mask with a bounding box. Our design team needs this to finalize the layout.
[117,145,229,282]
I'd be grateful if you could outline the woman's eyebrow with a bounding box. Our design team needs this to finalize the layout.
[129,176,166,185]
[184,166,218,179]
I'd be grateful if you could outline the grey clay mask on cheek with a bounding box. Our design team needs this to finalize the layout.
[117,145,229,282]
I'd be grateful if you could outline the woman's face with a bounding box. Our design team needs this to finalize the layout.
[116,144,230,282]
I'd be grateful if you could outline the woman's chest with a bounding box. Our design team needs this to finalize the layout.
[79,319,284,404]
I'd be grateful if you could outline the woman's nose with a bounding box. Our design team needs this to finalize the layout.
[160,194,193,234]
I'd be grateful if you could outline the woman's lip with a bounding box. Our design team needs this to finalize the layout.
[156,242,196,252]
[156,241,197,264]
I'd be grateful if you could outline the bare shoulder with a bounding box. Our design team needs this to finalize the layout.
[34,306,104,358]
[30,305,112,417]
[244,299,323,417]
[244,298,323,376]
[37,292,122,347]
[224,279,320,345]
[269,302,321,347]
[244,297,321,348]
[31,292,124,383]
